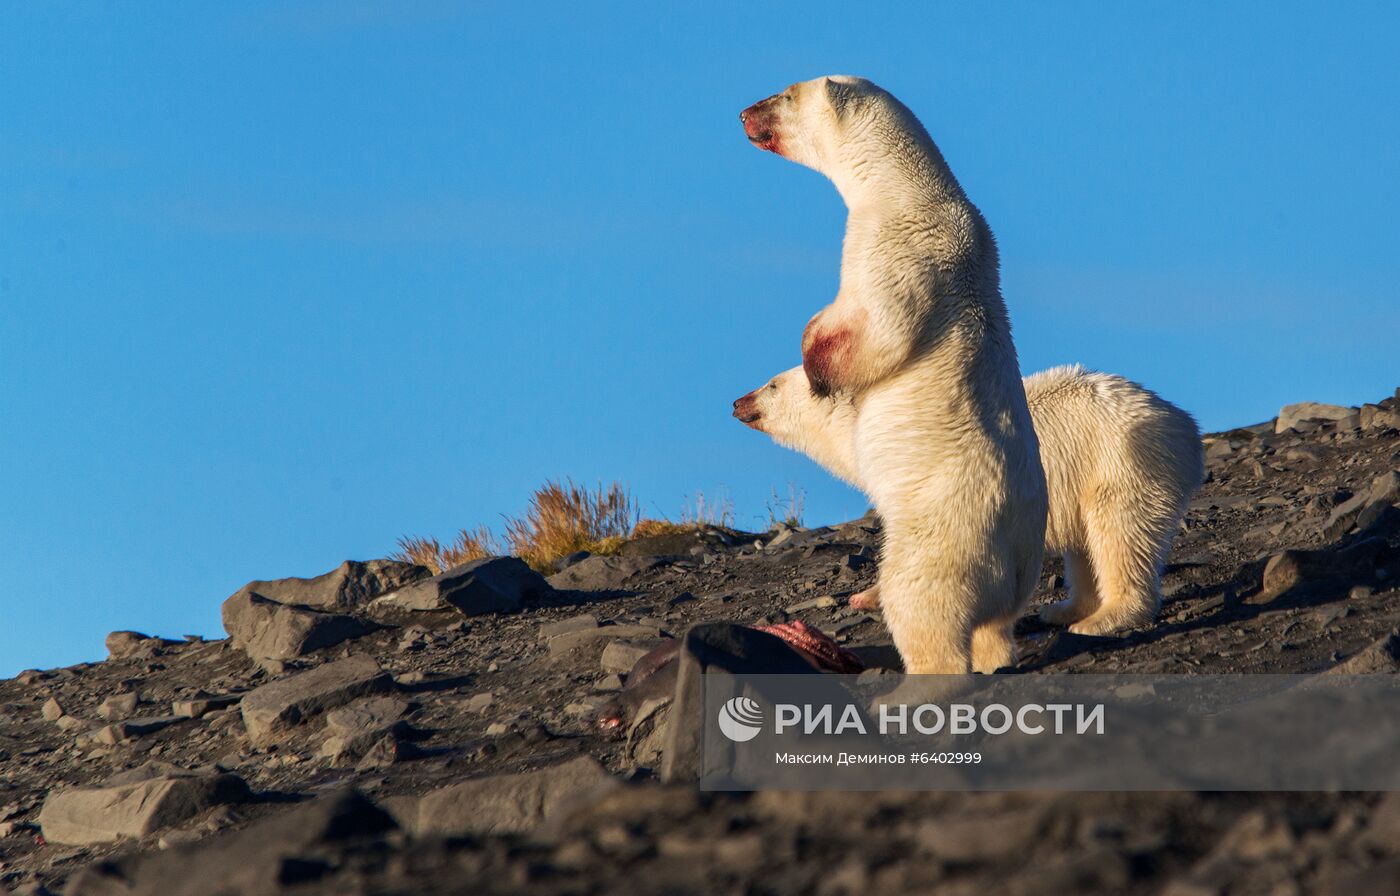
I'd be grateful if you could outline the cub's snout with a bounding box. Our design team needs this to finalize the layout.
[740,95,782,154]
[732,391,764,429]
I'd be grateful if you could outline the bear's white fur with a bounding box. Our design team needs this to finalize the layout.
[741,76,1047,673]
[734,364,1206,634]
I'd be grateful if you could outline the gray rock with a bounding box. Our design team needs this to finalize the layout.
[538,614,599,642]
[62,789,393,896]
[1361,404,1400,431]
[233,559,429,612]
[1325,471,1400,538]
[1203,438,1234,462]
[1370,470,1400,506]
[1324,491,1371,539]
[546,554,665,591]
[84,715,187,746]
[617,530,715,558]
[373,556,550,617]
[403,756,617,836]
[785,596,838,613]
[552,549,593,572]
[171,694,242,719]
[222,590,377,661]
[96,692,140,720]
[547,625,664,662]
[662,623,825,783]
[1253,538,1390,605]
[465,692,494,712]
[1326,633,1400,674]
[600,638,668,674]
[37,763,249,845]
[913,808,1045,861]
[319,697,410,766]
[105,631,172,660]
[240,655,394,744]
[1275,401,1356,434]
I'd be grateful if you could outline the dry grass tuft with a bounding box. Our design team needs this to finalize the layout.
[393,525,502,575]
[504,479,638,572]
[766,484,806,530]
[630,518,691,538]
[394,482,788,576]
[678,490,735,529]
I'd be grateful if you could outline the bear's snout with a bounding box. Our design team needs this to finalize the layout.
[740,96,782,154]
[732,392,764,429]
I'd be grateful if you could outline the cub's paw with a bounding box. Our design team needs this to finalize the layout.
[848,587,881,611]
[1037,598,1090,627]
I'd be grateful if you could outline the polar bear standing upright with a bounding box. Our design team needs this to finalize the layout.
[741,77,1047,673]
[733,364,1206,635]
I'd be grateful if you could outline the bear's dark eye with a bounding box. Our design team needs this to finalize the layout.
[768,383,778,390]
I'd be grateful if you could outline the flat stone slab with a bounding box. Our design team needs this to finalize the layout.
[83,715,188,746]
[547,625,664,663]
[403,756,617,836]
[538,614,599,642]
[62,789,393,896]
[546,554,668,591]
[38,763,249,845]
[600,638,668,674]
[240,655,394,744]
[319,697,411,766]
[171,694,242,718]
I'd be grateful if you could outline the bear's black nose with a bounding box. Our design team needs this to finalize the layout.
[739,109,748,123]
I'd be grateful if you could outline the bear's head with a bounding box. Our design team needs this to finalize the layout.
[740,75,904,177]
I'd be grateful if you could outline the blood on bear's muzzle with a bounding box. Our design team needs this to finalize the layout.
[740,96,782,153]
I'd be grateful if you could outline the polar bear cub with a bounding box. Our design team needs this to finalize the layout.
[742,76,1047,673]
[734,364,1205,634]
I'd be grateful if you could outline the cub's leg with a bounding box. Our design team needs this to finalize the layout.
[1038,549,1100,626]
[1067,506,1161,635]
[971,616,1017,673]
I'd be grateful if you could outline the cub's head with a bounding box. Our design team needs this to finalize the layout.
[739,75,903,176]
[732,367,812,444]
[732,366,863,489]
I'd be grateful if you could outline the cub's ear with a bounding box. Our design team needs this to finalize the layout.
[823,77,852,116]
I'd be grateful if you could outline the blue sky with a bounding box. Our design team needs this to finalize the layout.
[3,2,1398,676]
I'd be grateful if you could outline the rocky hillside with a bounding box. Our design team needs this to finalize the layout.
[2,390,1399,895]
